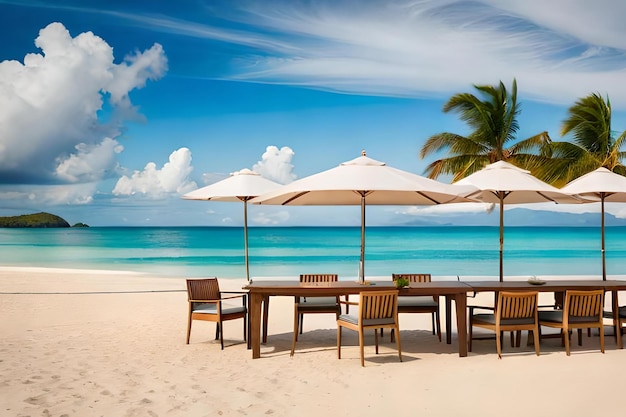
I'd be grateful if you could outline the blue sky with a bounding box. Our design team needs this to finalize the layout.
[1,0,626,226]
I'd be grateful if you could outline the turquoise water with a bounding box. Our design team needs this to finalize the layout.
[0,226,625,279]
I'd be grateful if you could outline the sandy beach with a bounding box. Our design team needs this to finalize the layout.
[1,267,624,417]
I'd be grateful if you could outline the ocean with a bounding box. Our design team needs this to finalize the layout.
[1,226,625,280]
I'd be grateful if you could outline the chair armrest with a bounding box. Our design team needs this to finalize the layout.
[188,298,220,303]
[339,300,359,306]
[219,293,247,300]
[468,305,494,314]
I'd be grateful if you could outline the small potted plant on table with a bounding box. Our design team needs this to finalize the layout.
[394,275,410,289]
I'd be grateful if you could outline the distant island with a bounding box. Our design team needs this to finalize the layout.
[0,212,88,228]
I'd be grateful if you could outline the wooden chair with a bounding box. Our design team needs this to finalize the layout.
[539,289,605,356]
[290,274,341,356]
[392,273,441,341]
[469,291,540,359]
[337,290,402,367]
[186,278,247,349]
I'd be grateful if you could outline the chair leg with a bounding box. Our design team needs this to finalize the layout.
[578,329,583,346]
[291,307,299,357]
[219,320,224,350]
[496,329,502,359]
[395,325,403,362]
[435,310,442,342]
[299,313,304,335]
[186,315,192,344]
[599,325,605,353]
[337,326,342,359]
[564,328,571,356]
[215,323,220,340]
[533,328,540,356]
[243,314,247,342]
[375,329,379,355]
[359,329,365,367]
[468,320,473,352]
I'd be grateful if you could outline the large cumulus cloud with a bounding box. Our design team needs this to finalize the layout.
[0,22,167,186]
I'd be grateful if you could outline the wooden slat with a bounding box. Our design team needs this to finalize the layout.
[392,273,431,283]
[300,274,338,283]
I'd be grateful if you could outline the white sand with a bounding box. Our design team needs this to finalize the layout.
[1,267,624,417]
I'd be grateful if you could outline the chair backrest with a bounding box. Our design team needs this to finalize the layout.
[359,290,398,321]
[496,291,538,321]
[300,274,338,283]
[565,290,604,321]
[392,273,431,283]
[186,278,220,302]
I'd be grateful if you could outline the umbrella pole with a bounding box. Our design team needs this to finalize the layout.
[601,193,606,281]
[243,199,250,282]
[360,194,365,283]
[499,193,504,282]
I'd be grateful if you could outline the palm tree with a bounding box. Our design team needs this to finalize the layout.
[420,79,551,181]
[534,93,626,186]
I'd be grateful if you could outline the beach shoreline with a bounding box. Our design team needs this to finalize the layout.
[1,266,624,416]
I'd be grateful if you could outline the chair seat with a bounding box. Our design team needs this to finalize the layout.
[338,314,395,327]
[603,306,626,319]
[398,296,438,308]
[539,310,598,324]
[473,313,535,326]
[298,296,338,306]
[192,303,246,315]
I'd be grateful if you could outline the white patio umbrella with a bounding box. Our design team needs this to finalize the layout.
[250,151,475,282]
[456,160,581,281]
[183,169,281,281]
[560,167,626,280]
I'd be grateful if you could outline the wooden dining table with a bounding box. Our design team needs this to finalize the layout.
[243,280,473,359]
[243,278,626,359]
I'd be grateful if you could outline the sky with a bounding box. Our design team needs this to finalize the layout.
[1,0,626,227]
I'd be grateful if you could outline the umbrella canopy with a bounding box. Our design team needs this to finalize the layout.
[183,169,281,281]
[251,151,476,281]
[456,160,581,281]
[560,167,626,280]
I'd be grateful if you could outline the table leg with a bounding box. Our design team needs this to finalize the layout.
[250,292,263,359]
[612,290,622,349]
[262,295,269,344]
[455,293,468,357]
[445,296,452,344]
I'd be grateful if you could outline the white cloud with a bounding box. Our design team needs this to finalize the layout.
[112,147,197,198]
[252,145,297,184]
[0,22,167,186]
[55,137,124,183]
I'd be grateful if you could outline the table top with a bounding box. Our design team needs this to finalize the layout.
[243,279,626,296]
[243,280,472,295]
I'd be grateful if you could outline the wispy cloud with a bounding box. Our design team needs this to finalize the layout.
[10,1,626,106]
[100,0,626,106]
